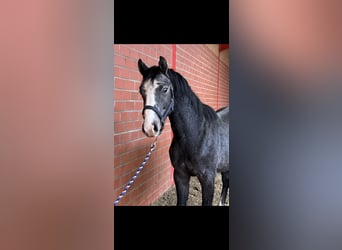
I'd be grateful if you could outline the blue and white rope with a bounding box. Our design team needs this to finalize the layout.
[114,140,157,206]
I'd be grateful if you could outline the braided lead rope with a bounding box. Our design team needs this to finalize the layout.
[114,139,157,206]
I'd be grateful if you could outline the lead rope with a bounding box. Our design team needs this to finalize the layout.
[114,137,158,206]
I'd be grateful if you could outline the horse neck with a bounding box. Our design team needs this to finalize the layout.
[168,80,206,140]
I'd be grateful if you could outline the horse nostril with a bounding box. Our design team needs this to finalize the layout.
[153,122,159,133]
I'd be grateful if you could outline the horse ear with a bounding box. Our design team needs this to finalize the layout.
[159,56,169,76]
[138,59,148,75]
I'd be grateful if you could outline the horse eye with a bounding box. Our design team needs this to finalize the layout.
[161,87,168,93]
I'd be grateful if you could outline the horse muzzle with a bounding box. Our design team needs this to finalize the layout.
[141,99,174,137]
[142,118,162,137]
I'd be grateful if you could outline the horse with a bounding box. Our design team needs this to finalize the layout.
[138,56,229,206]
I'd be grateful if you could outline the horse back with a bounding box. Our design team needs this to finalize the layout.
[216,106,229,123]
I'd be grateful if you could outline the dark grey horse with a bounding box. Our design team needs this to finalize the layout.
[138,56,229,206]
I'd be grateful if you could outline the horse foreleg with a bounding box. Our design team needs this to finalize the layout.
[173,167,190,206]
[198,172,215,206]
[219,171,229,206]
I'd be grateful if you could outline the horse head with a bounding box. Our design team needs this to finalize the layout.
[138,56,174,137]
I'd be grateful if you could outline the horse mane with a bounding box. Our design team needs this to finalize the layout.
[168,69,218,121]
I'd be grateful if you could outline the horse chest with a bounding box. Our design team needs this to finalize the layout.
[170,143,215,174]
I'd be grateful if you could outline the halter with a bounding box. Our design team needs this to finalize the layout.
[142,98,174,128]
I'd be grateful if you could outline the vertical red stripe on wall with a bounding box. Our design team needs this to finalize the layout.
[172,44,177,70]
[216,46,220,110]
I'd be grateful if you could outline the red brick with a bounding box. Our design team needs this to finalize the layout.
[118,67,131,79]
[114,101,135,111]
[130,130,143,141]
[114,78,134,90]
[129,44,144,51]
[114,161,140,178]
[114,157,120,168]
[120,45,131,57]
[114,165,126,177]
[130,92,140,101]
[124,142,146,156]
[114,144,125,155]
[114,66,120,77]
[119,157,147,173]
[115,174,132,189]
[114,90,131,101]
[135,52,145,62]
[133,121,143,129]
[129,50,139,60]
[133,101,143,111]
[122,80,135,90]
[142,46,151,55]
[114,112,121,122]
[130,70,142,81]
[123,139,145,153]
[119,133,130,142]
[114,55,125,66]
[134,82,141,91]
[114,134,121,145]
[114,121,137,133]
[114,44,120,53]
[125,58,138,69]
[121,111,140,121]
[149,48,157,58]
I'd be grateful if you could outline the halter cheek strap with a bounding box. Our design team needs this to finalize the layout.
[142,98,174,128]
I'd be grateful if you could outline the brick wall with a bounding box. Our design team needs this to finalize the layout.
[218,48,229,108]
[114,44,229,205]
